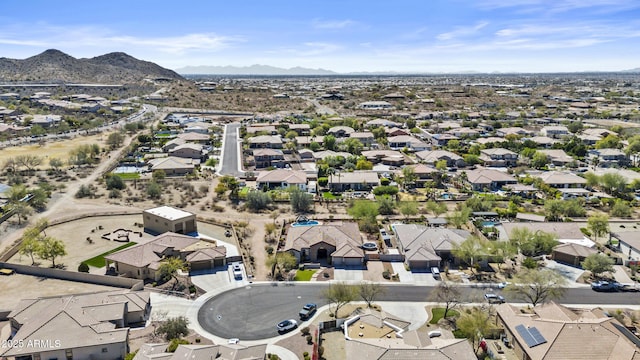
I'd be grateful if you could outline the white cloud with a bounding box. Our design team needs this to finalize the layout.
[312,19,356,30]
[436,21,489,41]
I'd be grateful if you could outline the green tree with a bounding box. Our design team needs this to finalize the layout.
[595,134,621,149]
[456,307,496,351]
[49,157,64,171]
[587,214,610,243]
[428,281,462,320]
[152,169,166,181]
[377,196,396,215]
[600,173,627,195]
[355,158,373,170]
[611,200,632,218]
[446,207,471,229]
[20,236,41,265]
[322,282,356,318]
[358,282,386,308]
[402,167,418,189]
[290,188,312,213]
[246,191,272,212]
[425,200,447,218]
[15,154,43,172]
[106,132,125,149]
[146,181,162,199]
[509,227,558,257]
[167,339,190,352]
[30,124,46,137]
[266,252,297,278]
[531,152,550,169]
[582,253,615,279]
[348,200,379,219]
[342,138,363,155]
[106,174,125,190]
[504,268,566,306]
[156,316,189,341]
[399,201,419,219]
[158,257,186,289]
[324,135,336,150]
[37,236,67,268]
[452,236,487,271]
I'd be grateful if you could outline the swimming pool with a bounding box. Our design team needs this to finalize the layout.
[482,221,498,228]
[292,220,320,227]
[113,166,143,173]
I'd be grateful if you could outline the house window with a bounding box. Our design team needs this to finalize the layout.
[102,348,108,353]
[65,349,72,360]
[33,355,41,360]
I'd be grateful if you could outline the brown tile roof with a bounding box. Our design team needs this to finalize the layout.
[285,222,362,254]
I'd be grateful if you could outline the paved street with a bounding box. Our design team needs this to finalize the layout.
[195,282,640,340]
[219,122,244,177]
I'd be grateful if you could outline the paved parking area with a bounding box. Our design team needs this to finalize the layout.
[544,259,585,286]
[334,268,364,282]
[390,263,439,285]
[191,268,236,292]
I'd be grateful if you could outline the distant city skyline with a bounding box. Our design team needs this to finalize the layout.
[1,0,640,73]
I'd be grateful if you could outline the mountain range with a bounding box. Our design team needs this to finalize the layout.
[0,49,184,83]
[176,64,338,76]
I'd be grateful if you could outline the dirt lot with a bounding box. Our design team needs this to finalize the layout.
[0,133,110,166]
[0,273,116,310]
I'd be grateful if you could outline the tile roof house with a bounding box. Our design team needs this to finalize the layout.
[463,168,518,191]
[284,222,364,266]
[343,308,476,360]
[526,136,558,148]
[349,131,375,147]
[329,171,379,192]
[551,243,598,267]
[394,224,472,270]
[248,135,283,149]
[388,135,431,152]
[105,232,226,280]
[415,150,465,168]
[496,127,532,137]
[407,164,438,188]
[134,343,267,360]
[479,148,519,167]
[362,150,411,165]
[588,148,629,168]
[148,157,195,176]
[501,222,594,248]
[327,126,355,137]
[537,149,575,166]
[1,290,150,360]
[176,132,210,144]
[366,118,401,128]
[252,148,285,168]
[495,302,640,360]
[534,171,586,189]
[256,169,308,191]
[168,143,205,160]
[540,125,569,139]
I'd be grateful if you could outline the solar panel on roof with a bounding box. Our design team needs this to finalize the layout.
[528,327,547,346]
[516,324,547,348]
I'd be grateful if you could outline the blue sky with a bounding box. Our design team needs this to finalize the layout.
[1,0,640,73]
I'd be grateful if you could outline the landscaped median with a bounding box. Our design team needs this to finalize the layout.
[82,242,137,268]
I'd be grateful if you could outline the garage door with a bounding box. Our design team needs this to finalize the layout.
[342,257,362,267]
[409,260,429,270]
[190,261,212,272]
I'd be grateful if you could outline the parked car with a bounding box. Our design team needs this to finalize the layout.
[299,303,317,320]
[485,293,506,304]
[232,263,243,280]
[496,282,511,289]
[276,319,298,333]
[379,228,391,243]
[591,281,618,292]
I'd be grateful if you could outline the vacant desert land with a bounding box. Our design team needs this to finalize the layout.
[0,133,110,166]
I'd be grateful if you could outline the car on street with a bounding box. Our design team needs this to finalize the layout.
[618,284,640,292]
[496,282,511,289]
[276,319,298,333]
[299,303,317,320]
[232,263,243,280]
[484,293,506,304]
[591,281,618,292]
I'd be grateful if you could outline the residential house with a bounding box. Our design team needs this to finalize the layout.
[526,136,558,148]
[588,148,629,168]
[312,150,352,161]
[177,132,210,144]
[327,126,355,137]
[429,133,459,147]
[611,231,640,266]
[495,301,640,360]
[248,135,283,149]
[416,150,465,168]
[143,206,197,235]
[349,131,375,147]
[388,135,430,151]
[0,123,26,136]
[479,148,519,167]
[29,114,61,128]
[295,136,324,148]
[252,148,285,168]
[133,343,267,360]
[582,128,617,138]
[394,224,472,270]
[168,143,205,160]
[0,92,19,100]
[362,150,411,166]
[541,125,569,139]
[358,101,393,110]
[105,232,226,280]
[162,138,186,152]
[534,171,587,189]
[246,125,277,135]
[148,157,195,176]
[288,123,311,136]
[366,118,401,128]
[284,222,364,266]
[475,136,507,145]
[496,127,532,137]
[343,308,476,360]
[408,164,438,188]
[551,243,598,267]
[256,169,308,191]
[537,149,575,166]
[183,123,210,134]
[385,127,411,137]
[464,168,518,191]
[577,134,602,145]
[445,127,479,138]
[1,291,150,360]
[329,171,379,192]
[501,222,594,248]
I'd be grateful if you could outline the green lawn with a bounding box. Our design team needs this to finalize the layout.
[429,307,460,324]
[294,269,316,281]
[322,191,341,200]
[83,242,138,267]
[113,172,140,180]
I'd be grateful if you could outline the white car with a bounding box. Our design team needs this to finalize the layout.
[232,263,243,280]
[496,282,511,289]
[276,319,298,333]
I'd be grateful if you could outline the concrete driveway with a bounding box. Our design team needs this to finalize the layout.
[544,259,586,286]
[334,268,364,282]
[390,263,439,285]
[191,268,236,292]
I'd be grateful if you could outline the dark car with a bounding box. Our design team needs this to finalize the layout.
[299,303,317,320]
[591,281,618,292]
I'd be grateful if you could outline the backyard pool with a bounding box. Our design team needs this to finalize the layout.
[113,166,144,173]
[292,220,321,227]
[482,221,499,228]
